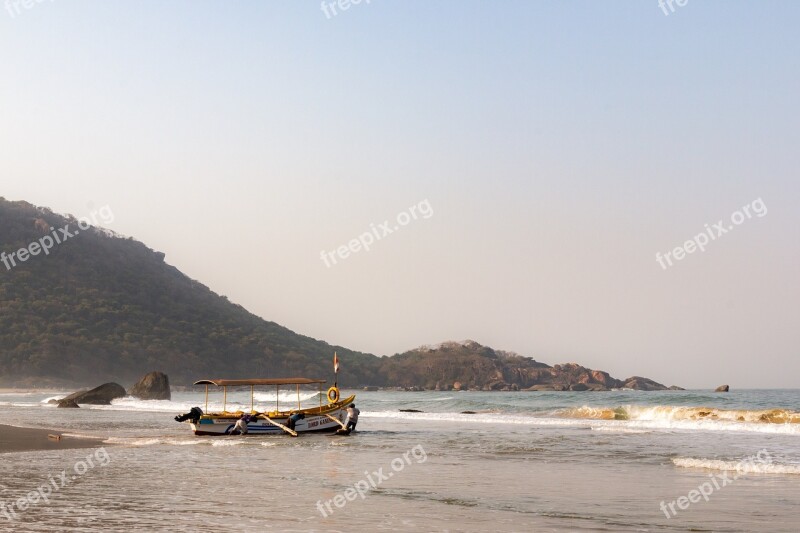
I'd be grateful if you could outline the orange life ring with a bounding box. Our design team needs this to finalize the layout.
[327,386,340,403]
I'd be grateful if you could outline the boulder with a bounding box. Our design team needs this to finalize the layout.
[56,399,80,408]
[525,384,565,391]
[622,376,669,391]
[486,380,508,391]
[668,385,685,391]
[453,381,463,391]
[129,372,171,400]
[569,383,590,391]
[61,383,126,405]
[715,385,729,392]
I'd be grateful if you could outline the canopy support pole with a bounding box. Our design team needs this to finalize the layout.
[251,385,254,412]
[276,385,279,413]
[223,386,227,413]
[297,384,300,410]
[205,385,209,412]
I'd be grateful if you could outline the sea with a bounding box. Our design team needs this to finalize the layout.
[0,388,799,532]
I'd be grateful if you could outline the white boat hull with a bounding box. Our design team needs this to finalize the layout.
[190,410,347,436]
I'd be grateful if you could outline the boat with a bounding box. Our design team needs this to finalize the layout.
[176,377,355,436]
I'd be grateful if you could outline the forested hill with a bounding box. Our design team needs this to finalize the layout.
[0,198,380,386]
[0,198,674,391]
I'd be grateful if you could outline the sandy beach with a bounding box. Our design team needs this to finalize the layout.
[0,424,104,454]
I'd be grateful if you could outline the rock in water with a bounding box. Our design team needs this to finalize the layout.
[622,376,669,391]
[61,383,126,405]
[525,384,567,391]
[56,399,80,408]
[129,371,171,400]
[715,384,730,392]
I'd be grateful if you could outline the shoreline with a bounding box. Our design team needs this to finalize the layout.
[0,424,105,454]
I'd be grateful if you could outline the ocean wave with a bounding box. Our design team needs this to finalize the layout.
[102,436,241,447]
[61,432,106,441]
[557,405,800,424]
[2,402,49,408]
[102,437,164,446]
[253,391,322,402]
[590,426,651,434]
[366,410,800,434]
[673,457,800,475]
[42,396,64,404]
[84,395,324,414]
[558,406,622,420]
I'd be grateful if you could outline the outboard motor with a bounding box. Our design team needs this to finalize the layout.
[175,407,203,424]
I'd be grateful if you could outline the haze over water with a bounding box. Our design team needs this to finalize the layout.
[2,2,799,388]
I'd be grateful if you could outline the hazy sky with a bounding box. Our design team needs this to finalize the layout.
[2,1,798,388]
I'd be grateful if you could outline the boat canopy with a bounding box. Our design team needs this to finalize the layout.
[193,378,326,387]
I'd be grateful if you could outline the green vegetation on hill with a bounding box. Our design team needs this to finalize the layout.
[0,199,379,386]
[0,198,671,390]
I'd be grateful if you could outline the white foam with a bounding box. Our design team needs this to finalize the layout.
[673,457,800,475]
[211,440,244,447]
[164,439,202,446]
[102,437,163,446]
[105,397,205,413]
[366,410,800,435]
[61,432,105,441]
[366,410,587,427]
[42,396,63,403]
[253,391,321,402]
[590,426,651,434]
[87,394,326,414]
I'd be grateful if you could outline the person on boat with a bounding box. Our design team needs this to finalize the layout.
[231,414,250,435]
[345,403,360,432]
[286,412,305,431]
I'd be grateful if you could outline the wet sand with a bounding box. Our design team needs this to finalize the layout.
[0,424,104,454]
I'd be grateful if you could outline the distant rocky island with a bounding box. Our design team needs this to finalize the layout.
[382,340,680,391]
[0,198,678,391]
